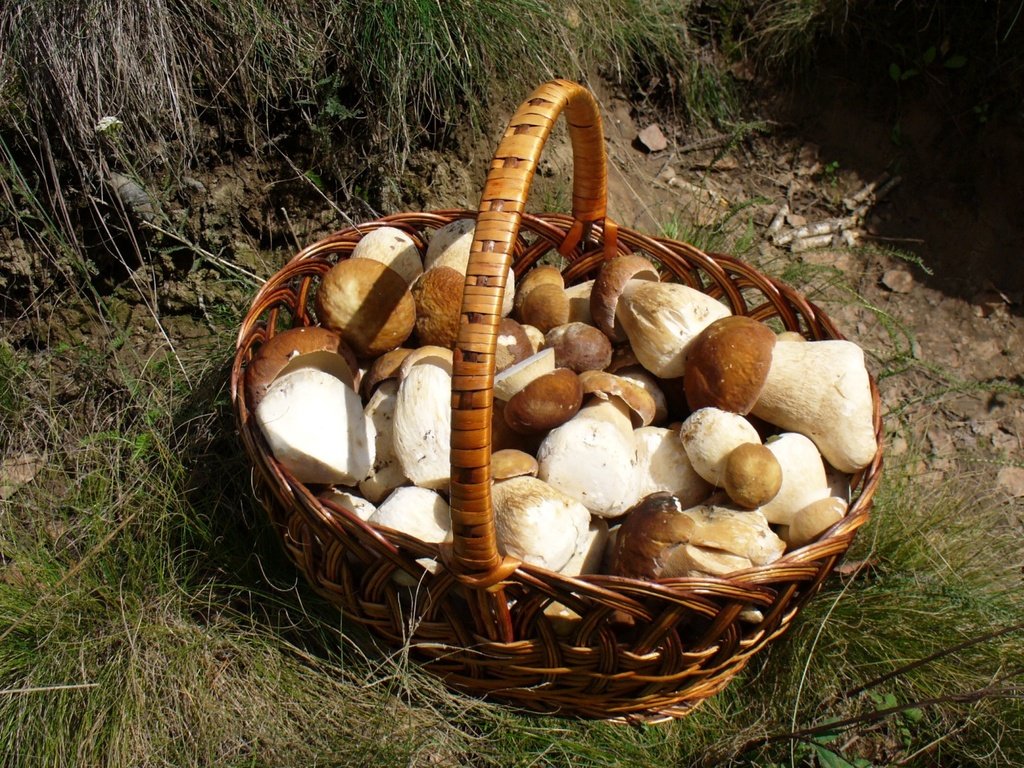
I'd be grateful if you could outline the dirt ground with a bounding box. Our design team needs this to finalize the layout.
[2,71,1022,517]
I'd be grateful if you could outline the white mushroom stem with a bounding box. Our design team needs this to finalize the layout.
[564,280,595,325]
[634,426,712,508]
[750,339,878,472]
[358,379,409,503]
[350,226,423,285]
[536,398,640,518]
[559,518,610,577]
[492,476,591,571]
[616,281,732,378]
[319,487,378,522]
[255,368,374,485]
[758,433,831,526]
[679,407,761,487]
[393,361,452,490]
[370,486,452,543]
[785,496,848,548]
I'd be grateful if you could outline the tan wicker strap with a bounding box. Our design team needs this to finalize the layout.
[448,80,608,576]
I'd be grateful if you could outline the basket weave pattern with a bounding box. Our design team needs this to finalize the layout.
[231,81,883,721]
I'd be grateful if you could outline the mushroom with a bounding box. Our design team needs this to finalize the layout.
[614,366,669,425]
[244,325,358,409]
[590,253,661,342]
[424,218,516,316]
[503,368,583,434]
[559,518,610,577]
[491,476,591,572]
[750,339,878,473]
[370,486,452,543]
[678,407,762,487]
[564,280,595,325]
[358,379,409,503]
[494,318,535,373]
[410,265,465,348]
[392,349,452,490]
[519,324,546,354]
[315,259,416,358]
[360,347,414,399]
[513,265,564,317]
[683,315,776,414]
[722,442,783,509]
[518,282,570,332]
[758,432,831,526]
[663,543,754,579]
[536,390,641,518]
[544,322,613,373]
[577,370,658,427]
[633,426,712,508]
[350,226,423,285]
[608,492,785,580]
[255,367,374,485]
[319,487,378,522]
[493,347,556,401]
[615,280,732,378]
[491,449,539,481]
[784,496,848,549]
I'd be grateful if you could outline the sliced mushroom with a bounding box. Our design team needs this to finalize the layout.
[319,487,378,522]
[750,339,878,473]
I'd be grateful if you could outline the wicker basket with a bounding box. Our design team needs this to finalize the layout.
[230,80,883,722]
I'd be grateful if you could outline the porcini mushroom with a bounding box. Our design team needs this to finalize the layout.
[544,322,613,373]
[590,253,660,342]
[633,426,712,508]
[244,325,358,409]
[370,486,452,543]
[315,259,416,358]
[616,281,732,378]
[758,432,831,526]
[424,218,516,316]
[608,492,784,580]
[750,339,878,473]
[358,379,409,503]
[784,496,848,549]
[722,442,783,509]
[536,389,641,517]
[392,350,452,490]
[492,476,591,572]
[683,315,776,414]
[350,226,423,285]
[678,407,762,487]
[411,265,465,348]
[503,368,583,434]
[255,367,374,485]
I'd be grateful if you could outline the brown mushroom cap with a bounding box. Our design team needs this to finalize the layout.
[544,322,613,373]
[504,367,584,434]
[723,442,783,509]
[411,265,465,348]
[608,492,692,579]
[518,282,570,333]
[315,259,416,358]
[513,265,565,316]
[683,316,777,414]
[590,253,660,342]
[495,318,535,372]
[361,347,414,398]
[491,448,539,481]
[577,370,657,427]
[245,325,358,409]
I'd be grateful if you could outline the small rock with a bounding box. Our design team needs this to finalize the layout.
[881,268,914,293]
[996,466,1024,497]
[637,124,668,153]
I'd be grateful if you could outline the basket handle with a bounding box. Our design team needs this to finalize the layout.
[447,80,608,580]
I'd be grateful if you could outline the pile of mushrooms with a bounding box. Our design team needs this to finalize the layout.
[247,221,877,589]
